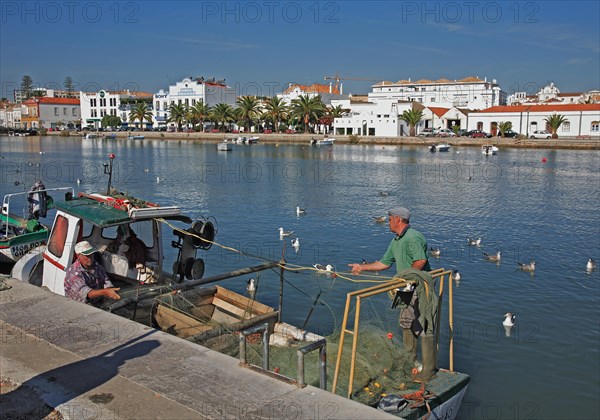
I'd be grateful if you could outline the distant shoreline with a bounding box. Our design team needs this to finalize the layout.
[41,131,600,150]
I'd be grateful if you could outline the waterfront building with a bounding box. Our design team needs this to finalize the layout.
[0,101,22,129]
[20,97,80,130]
[277,83,344,106]
[468,103,600,137]
[507,82,600,106]
[368,76,506,110]
[80,90,153,129]
[14,88,77,103]
[152,77,237,129]
[332,98,415,136]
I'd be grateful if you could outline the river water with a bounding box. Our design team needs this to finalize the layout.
[1,136,599,419]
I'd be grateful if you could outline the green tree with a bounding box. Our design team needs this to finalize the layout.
[400,108,424,137]
[210,103,235,132]
[498,121,512,137]
[291,94,325,133]
[188,101,211,131]
[167,103,188,131]
[129,103,153,130]
[21,75,34,100]
[101,114,122,128]
[236,96,261,132]
[64,76,75,96]
[544,114,569,139]
[262,96,289,132]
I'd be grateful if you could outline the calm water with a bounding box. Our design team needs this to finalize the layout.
[1,136,599,419]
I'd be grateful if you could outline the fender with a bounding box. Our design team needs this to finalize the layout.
[11,245,45,286]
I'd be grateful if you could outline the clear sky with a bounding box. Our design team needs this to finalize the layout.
[1,0,598,99]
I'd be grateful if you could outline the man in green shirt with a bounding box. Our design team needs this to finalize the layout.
[348,206,436,381]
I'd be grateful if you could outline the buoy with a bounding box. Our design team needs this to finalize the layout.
[273,367,280,374]
[542,157,547,163]
[387,332,393,339]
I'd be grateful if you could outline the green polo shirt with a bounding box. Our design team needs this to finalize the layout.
[380,226,431,273]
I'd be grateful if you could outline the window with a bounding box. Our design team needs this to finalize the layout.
[72,108,77,116]
[63,108,67,115]
[100,110,106,117]
[90,99,96,107]
[54,107,59,116]
[47,215,69,257]
[431,97,436,102]
[110,109,116,116]
[592,121,599,132]
[562,122,570,132]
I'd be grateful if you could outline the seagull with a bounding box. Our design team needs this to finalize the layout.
[373,216,386,223]
[291,238,300,253]
[587,258,596,271]
[503,313,516,327]
[378,191,389,197]
[517,261,536,272]
[452,270,461,281]
[247,278,256,294]
[429,247,441,257]
[76,178,81,185]
[156,176,163,183]
[483,251,502,262]
[296,206,306,216]
[467,237,481,246]
[313,263,333,272]
[278,227,293,239]
[144,168,150,172]
[362,259,368,264]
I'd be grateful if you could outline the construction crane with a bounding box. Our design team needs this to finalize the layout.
[324,72,383,94]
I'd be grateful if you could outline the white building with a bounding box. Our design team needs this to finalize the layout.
[468,104,600,137]
[80,90,153,129]
[368,76,506,110]
[507,82,600,106]
[277,83,345,106]
[0,102,21,128]
[332,98,417,136]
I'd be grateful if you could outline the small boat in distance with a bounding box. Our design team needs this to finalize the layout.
[217,142,232,151]
[310,137,335,146]
[429,143,451,152]
[482,145,499,155]
[128,135,145,140]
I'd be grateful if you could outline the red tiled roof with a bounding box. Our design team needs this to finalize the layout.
[427,106,450,117]
[479,104,600,113]
[24,97,80,105]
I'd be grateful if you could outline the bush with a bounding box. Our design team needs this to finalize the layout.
[348,134,360,144]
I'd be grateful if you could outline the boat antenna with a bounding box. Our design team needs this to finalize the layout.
[104,153,115,194]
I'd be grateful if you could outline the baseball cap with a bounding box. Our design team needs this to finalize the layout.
[74,241,98,256]
[388,207,411,221]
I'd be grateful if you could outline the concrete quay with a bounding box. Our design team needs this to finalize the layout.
[49,131,600,150]
[0,279,394,419]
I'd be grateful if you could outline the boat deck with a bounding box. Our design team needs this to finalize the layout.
[0,279,395,419]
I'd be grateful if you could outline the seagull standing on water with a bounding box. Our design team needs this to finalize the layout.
[373,216,386,223]
[452,270,461,281]
[483,251,502,263]
[296,206,306,216]
[587,258,596,271]
[517,261,536,272]
[429,247,441,257]
[247,278,256,296]
[503,313,516,327]
[313,263,333,273]
[278,227,293,239]
[291,238,300,252]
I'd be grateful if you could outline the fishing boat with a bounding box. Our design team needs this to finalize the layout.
[482,145,499,155]
[1,186,73,263]
[429,143,451,152]
[235,136,259,144]
[128,135,145,140]
[310,138,335,146]
[83,132,98,139]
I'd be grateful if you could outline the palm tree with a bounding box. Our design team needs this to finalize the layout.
[210,103,235,132]
[236,96,261,132]
[188,101,211,131]
[498,121,512,137]
[291,95,325,133]
[168,103,188,131]
[544,114,569,139]
[400,108,424,137]
[263,96,289,132]
[129,103,153,131]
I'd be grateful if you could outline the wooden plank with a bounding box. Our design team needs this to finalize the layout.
[154,305,211,338]
[215,286,274,313]
[212,297,251,319]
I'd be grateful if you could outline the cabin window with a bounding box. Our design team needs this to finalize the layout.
[591,121,599,132]
[47,215,69,258]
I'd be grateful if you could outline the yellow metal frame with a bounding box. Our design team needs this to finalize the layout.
[331,268,454,398]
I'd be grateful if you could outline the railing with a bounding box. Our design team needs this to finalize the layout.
[239,322,271,370]
[297,339,327,389]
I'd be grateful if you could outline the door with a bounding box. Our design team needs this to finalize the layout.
[42,213,81,295]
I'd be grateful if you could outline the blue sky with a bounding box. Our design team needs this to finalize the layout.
[1,1,598,99]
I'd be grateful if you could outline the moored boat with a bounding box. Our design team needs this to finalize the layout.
[217,142,232,151]
[482,145,499,155]
[429,143,451,152]
[310,137,335,146]
[128,135,145,140]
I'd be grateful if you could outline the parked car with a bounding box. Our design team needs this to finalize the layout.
[417,128,435,137]
[457,129,468,137]
[468,130,492,138]
[437,128,456,137]
[530,130,552,139]
[500,129,520,138]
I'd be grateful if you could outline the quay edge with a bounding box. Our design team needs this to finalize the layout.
[0,278,395,419]
[42,131,600,150]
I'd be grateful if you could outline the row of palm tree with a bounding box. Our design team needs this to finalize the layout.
[127,95,349,133]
